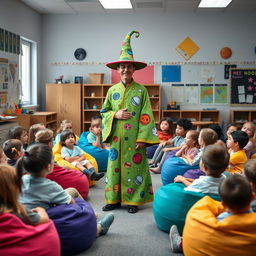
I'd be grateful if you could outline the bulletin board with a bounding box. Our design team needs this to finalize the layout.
[230,69,256,105]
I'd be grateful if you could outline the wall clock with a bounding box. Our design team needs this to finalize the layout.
[74,48,87,61]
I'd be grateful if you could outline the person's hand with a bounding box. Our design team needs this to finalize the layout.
[135,142,146,150]
[163,147,170,152]
[174,175,185,183]
[115,108,132,120]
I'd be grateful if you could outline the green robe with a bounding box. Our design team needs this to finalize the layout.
[101,81,159,206]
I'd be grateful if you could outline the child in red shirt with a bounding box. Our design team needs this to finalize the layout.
[147,118,174,163]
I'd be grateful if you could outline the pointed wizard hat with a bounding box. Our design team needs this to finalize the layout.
[106,30,147,70]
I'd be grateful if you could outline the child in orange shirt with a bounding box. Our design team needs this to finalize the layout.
[226,130,249,174]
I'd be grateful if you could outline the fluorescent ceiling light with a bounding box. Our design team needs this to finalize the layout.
[198,0,232,8]
[99,0,132,9]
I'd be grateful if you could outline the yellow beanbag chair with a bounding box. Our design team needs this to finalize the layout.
[251,153,256,159]
[52,142,98,187]
[183,196,256,256]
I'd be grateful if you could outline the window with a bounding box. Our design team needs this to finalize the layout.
[20,39,33,105]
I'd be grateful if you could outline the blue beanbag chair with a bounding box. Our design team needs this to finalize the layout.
[47,198,97,256]
[153,183,220,234]
[78,131,109,172]
[161,156,199,185]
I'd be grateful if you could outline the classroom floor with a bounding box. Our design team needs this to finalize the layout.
[76,172,183,256]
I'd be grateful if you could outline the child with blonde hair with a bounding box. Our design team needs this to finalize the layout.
[0,164,49,225]
[3,139,23,166]
[87,117,104,149]
[54,120,73,145]
[28,123,45,145]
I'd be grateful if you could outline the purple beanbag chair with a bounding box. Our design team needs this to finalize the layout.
[47,198,97,256]
[183,168,205,179]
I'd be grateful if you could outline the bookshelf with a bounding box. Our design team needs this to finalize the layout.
[82,84,161,131]
[162,110,220,130]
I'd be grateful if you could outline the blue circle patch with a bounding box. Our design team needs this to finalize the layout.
[109,148,118,161]
[113,92,120,100]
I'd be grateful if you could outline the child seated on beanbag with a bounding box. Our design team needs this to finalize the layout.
[174,144,229,195]
[226,130,249,174]
[8,125,28,150]
[3,139,24,167]
[170,175,256,254]
[241,122,256,158]
[18,143,114,239]
[60,129,104,181]
[149,118,192,174]
[54,119,76,145]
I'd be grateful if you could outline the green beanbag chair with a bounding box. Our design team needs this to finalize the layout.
[153,183,220,234]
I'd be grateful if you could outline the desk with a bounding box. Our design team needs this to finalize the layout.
[13,112,57,131]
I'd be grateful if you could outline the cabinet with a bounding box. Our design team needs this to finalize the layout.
[46,84,82,135]
[162,110,220,129]
[82,84,161,131]
[230,110,256,124]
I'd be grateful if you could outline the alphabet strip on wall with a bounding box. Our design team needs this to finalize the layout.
[50,61,256,66]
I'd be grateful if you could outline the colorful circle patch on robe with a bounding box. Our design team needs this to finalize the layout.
[133,153,142,164]
[135,175,143,185]
[109,148,118,161]
[152,127,158,136]
[124,123,132,130]
[113,92,120,100]
[131,96,141,106]
[140,114,151,125]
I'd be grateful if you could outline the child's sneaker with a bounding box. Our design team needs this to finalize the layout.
[169,225,182,253]
[98,213,114,236]
[90,171,104,181]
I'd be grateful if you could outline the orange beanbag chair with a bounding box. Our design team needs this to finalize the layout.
[183,196,256,256]
[53,142,98,187]
[0,213,60,256]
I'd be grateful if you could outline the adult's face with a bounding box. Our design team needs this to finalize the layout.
[117,63,136,83]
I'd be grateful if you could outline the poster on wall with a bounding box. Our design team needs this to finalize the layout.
[0,61,8,83]
[171,84,184,103]
[162,65,181,82]
[214,84,228,104]
[185,84,199,104]
[0,92,7,108]
[200,84,213,104]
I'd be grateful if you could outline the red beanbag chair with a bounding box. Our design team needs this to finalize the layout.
[0,213,60,256]
[47,164,89,199]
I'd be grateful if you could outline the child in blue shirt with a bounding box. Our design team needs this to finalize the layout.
[60,129,104,181]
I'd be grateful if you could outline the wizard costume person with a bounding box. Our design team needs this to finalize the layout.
[101,30,159,213]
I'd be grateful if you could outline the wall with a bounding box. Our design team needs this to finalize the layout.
[41,12,256,127]
[0,0,42,108]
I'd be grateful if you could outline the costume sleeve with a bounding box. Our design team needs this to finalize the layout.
[100,91,116,143]
[136,88,159,145]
